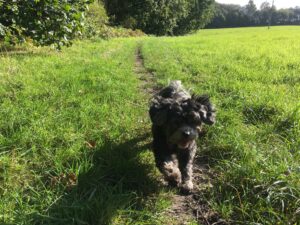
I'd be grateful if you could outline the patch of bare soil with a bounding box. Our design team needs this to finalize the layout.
[134,44,225,225]
[163,159,226,225]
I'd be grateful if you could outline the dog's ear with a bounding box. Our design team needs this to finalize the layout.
[149,98,170,126]
[193,94,216,125]
[149,106,168,126]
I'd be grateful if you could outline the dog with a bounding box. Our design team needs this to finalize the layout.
[149,81,216,193]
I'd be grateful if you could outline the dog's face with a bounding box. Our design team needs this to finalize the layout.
[150,95,216,149]
[166,106,201,149]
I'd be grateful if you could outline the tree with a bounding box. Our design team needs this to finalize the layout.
[244,0,257,24]
[274,8,291,25]
[206,3,251,28]
[259,1,276,26]
[206,1,300,28]
[0,0,92,48]
[102,0,214,35]
[289,7,300,24]
[174,0,214,35]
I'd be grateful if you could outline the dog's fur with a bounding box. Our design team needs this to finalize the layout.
[149,81,216,192]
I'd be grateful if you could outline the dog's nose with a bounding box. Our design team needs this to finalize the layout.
[182,130,191,138]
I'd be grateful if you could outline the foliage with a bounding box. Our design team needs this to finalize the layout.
[0,0,91,48]
[174,0,215,35]
[206,3,252,28]
[102,0,214,35]
[83,1,144,39]
[259,1,277,26]
[274,7,300,25]
[244,0,258,23]
[207,1,300,28]
[83,1,108,38]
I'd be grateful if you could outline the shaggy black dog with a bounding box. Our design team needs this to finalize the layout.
[149,81,216,193]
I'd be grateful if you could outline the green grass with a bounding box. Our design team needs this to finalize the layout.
[1,26,300,224]
[141,26,300,224]
[0,39,169,224]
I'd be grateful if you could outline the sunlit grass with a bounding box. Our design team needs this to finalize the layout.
[141,26,300,224]
[0,39,168,224]
[1,26,299,224]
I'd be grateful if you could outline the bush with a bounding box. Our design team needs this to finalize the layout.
[0,0,91,48]
[83,2,145,39]
[83,1,108,38]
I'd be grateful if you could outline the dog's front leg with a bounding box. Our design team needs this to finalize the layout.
[178,147,196,193]
[159,155,182,187]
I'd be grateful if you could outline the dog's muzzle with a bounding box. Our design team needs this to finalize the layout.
[172,126,197,149]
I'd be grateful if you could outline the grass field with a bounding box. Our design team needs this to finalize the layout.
[1,26,299,224]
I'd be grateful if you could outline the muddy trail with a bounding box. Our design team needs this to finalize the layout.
[134,44,226,225]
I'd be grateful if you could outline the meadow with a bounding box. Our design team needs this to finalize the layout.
[0,26,299,224]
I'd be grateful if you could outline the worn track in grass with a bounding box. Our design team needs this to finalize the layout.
[134,43,225,225]
[134,43,159,95]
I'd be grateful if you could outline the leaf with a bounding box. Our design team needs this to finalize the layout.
[64,4,71,11]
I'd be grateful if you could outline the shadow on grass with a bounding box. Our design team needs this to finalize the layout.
[242,104,278,125]
[32,133,160,225]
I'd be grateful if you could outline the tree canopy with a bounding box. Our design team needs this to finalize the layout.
[102,0,214,35]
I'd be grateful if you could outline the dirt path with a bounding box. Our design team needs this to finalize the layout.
[134,43,159,95]
[134,44,225,225]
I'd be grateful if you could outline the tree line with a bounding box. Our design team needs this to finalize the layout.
[102,0,214,35]
[0,0,215,48]
[206,0,300,28]
[1,0,299,48]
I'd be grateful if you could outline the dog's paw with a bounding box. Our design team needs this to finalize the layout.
[161,161,182,186]
[166,171,182,187]
[180,180,193,194]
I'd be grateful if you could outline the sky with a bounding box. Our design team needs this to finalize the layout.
[216,0,300,9]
